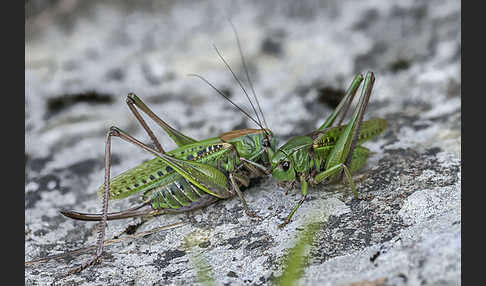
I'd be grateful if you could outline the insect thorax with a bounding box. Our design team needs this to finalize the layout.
[222,129,270,162]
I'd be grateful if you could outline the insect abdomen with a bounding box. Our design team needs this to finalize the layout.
[313,118,386,148]
[100,158,175,200]
[99,141,232,200]
[355,118,386,145]
[143,174,208,209]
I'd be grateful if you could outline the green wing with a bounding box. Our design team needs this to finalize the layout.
[154,152,232,199]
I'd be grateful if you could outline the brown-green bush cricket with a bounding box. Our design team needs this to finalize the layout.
[58,41,277,274]
[60,94,275,274]
[270,71,386,227]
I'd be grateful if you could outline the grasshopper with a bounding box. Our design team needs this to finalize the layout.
[59,41,277,273]
[270,71,386,227]
[60,93,275,274]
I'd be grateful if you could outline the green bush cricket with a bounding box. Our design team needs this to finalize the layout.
[59,93,275,274]
[270,71,386,227]
[59,42,277,274]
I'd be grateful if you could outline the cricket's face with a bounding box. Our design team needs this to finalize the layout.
[270,135,313,183]
[270,149,296,182]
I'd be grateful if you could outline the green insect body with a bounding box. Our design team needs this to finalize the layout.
[105,139,228,201]
[103,130,275,214]
[271,118,386,182]
[60,92,276,273]
[270,72,386,227]
[63,128,275,222]
[44,29,278,274]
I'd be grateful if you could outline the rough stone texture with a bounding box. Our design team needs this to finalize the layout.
[25,0,460,285]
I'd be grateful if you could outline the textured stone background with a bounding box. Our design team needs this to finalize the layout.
[25,0,460,285]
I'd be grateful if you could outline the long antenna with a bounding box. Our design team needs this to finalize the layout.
[228,19,269,130]
[187,73,264,130]
[212,44,264,130]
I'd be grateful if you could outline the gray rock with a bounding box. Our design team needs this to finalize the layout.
[25,0,460,285]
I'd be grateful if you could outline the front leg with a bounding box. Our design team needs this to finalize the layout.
[229,173,261,219]
[279,178,309,228]
[240,157,270,176]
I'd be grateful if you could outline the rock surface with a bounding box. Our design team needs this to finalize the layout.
[25,0,460,285]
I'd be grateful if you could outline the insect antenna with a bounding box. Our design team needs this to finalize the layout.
[228,19,269,131]
[187,73,264,130]
[211,44,266,131]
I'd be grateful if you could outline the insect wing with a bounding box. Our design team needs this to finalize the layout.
[155,152,231,199]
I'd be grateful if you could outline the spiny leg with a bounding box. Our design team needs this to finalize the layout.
[336,75,364,127]
[126,93,197,149]
[60,201,155,221]
[229,173,261,218]
[343,72,374,169]
[229,157,271,218]
[66,126,179,275]
[125,94,165,153]
[240,157,270,176]
[67,127,115,274]
[279,179,308,228]
[279,153,369,228]
[226,150,262,218]
[317,74,363,131]
[231,172,250,187]
[321,72,375,192]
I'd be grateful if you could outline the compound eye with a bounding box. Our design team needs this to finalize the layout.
[281,161,290,171]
